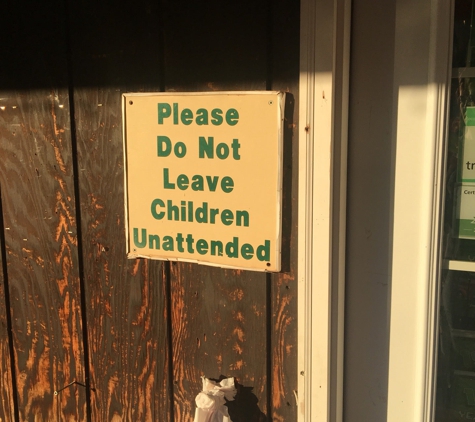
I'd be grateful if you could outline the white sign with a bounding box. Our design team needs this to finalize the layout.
[122,91,285,272]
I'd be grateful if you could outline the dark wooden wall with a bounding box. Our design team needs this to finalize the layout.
[0,0,299,421]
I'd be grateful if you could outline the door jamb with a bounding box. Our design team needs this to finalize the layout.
[298,0,351,420]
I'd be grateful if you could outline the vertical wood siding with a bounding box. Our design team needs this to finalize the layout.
[0,0,299,420]
[0,2,88,419]
[0,90,87,420]
[270,1,300,420]
[163,2,272,421]
[67,1,171,420]
[0,209,15,422]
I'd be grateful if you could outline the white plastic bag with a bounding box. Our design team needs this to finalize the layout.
[193,377,237,422]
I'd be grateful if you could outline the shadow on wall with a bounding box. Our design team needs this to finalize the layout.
[209,376,267,422]
[280,93,295,274]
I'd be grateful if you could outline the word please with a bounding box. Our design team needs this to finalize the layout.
[158,103,239,126]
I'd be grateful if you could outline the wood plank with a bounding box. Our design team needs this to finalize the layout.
[0,90,87,421]
[0,2,87,419]
[170,265,268,422]
[163,1,271,421]
[72,88,170,421]
[163,0,269,91]
[0,208,15,422]
[67,1,170,419]
[269,0,300,420]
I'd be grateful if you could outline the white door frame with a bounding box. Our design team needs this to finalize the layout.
[298,0,350,420]
[299,0,454,420]
[386,0,453,420]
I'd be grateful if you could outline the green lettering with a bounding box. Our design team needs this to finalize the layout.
[177,174,189,190]
[157,136,172,157]
[225,237,239,258]
[151,198,165,219]
[241,243,254,260]
[206,175,218,191]
[181,201,186,221]
[133,228,147,248]
[231,139,241,160]
[196,108,209,125]
[236,210,249,227]
[221,209,234,226]
[158,103,171,124]
[162,236,174,251]
[196,239,208,255]
[174,142,187,158]
[188,201,193,222]
[149,235,160,249]
[163,168,175,189]
[256,240,270,261]
[176,233,185,252]
[199,136,214,158]
[225,108,239,125]
[181,108,193,125]
[211,108,223,125]
[221,177,234,193]
[191,175,204,191]
[210,208,219,224]
[167,200,179,220]
[211,240,223,256]
[196,202,208,223]
[216,143,229,159]
[185,234,195,253]
[173,103,178,124]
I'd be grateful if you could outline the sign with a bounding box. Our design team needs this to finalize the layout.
[122,91,285,271]
[455,184,475,239]
[460,107,475,183]
[456,106,475,238]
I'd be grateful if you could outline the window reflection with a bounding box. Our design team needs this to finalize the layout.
[436,1,475,420]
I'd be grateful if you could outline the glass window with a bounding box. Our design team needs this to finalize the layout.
[435,1,475,420]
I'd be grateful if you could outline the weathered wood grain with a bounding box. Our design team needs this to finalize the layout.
[163,1,273,421]
[170,265,268,422]
[0,2,299,421]
[0,91,86,421]
[270,0,300,420]
[0,2,87,420]
[67,1,170,419]
[71,88,170,421]
[0,210,15,422]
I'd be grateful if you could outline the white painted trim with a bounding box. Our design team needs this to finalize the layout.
[386,0,453,420]
[444,260,475,272]
[298,0,350,420]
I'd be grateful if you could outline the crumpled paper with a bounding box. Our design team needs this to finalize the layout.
[193,376,237,422]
